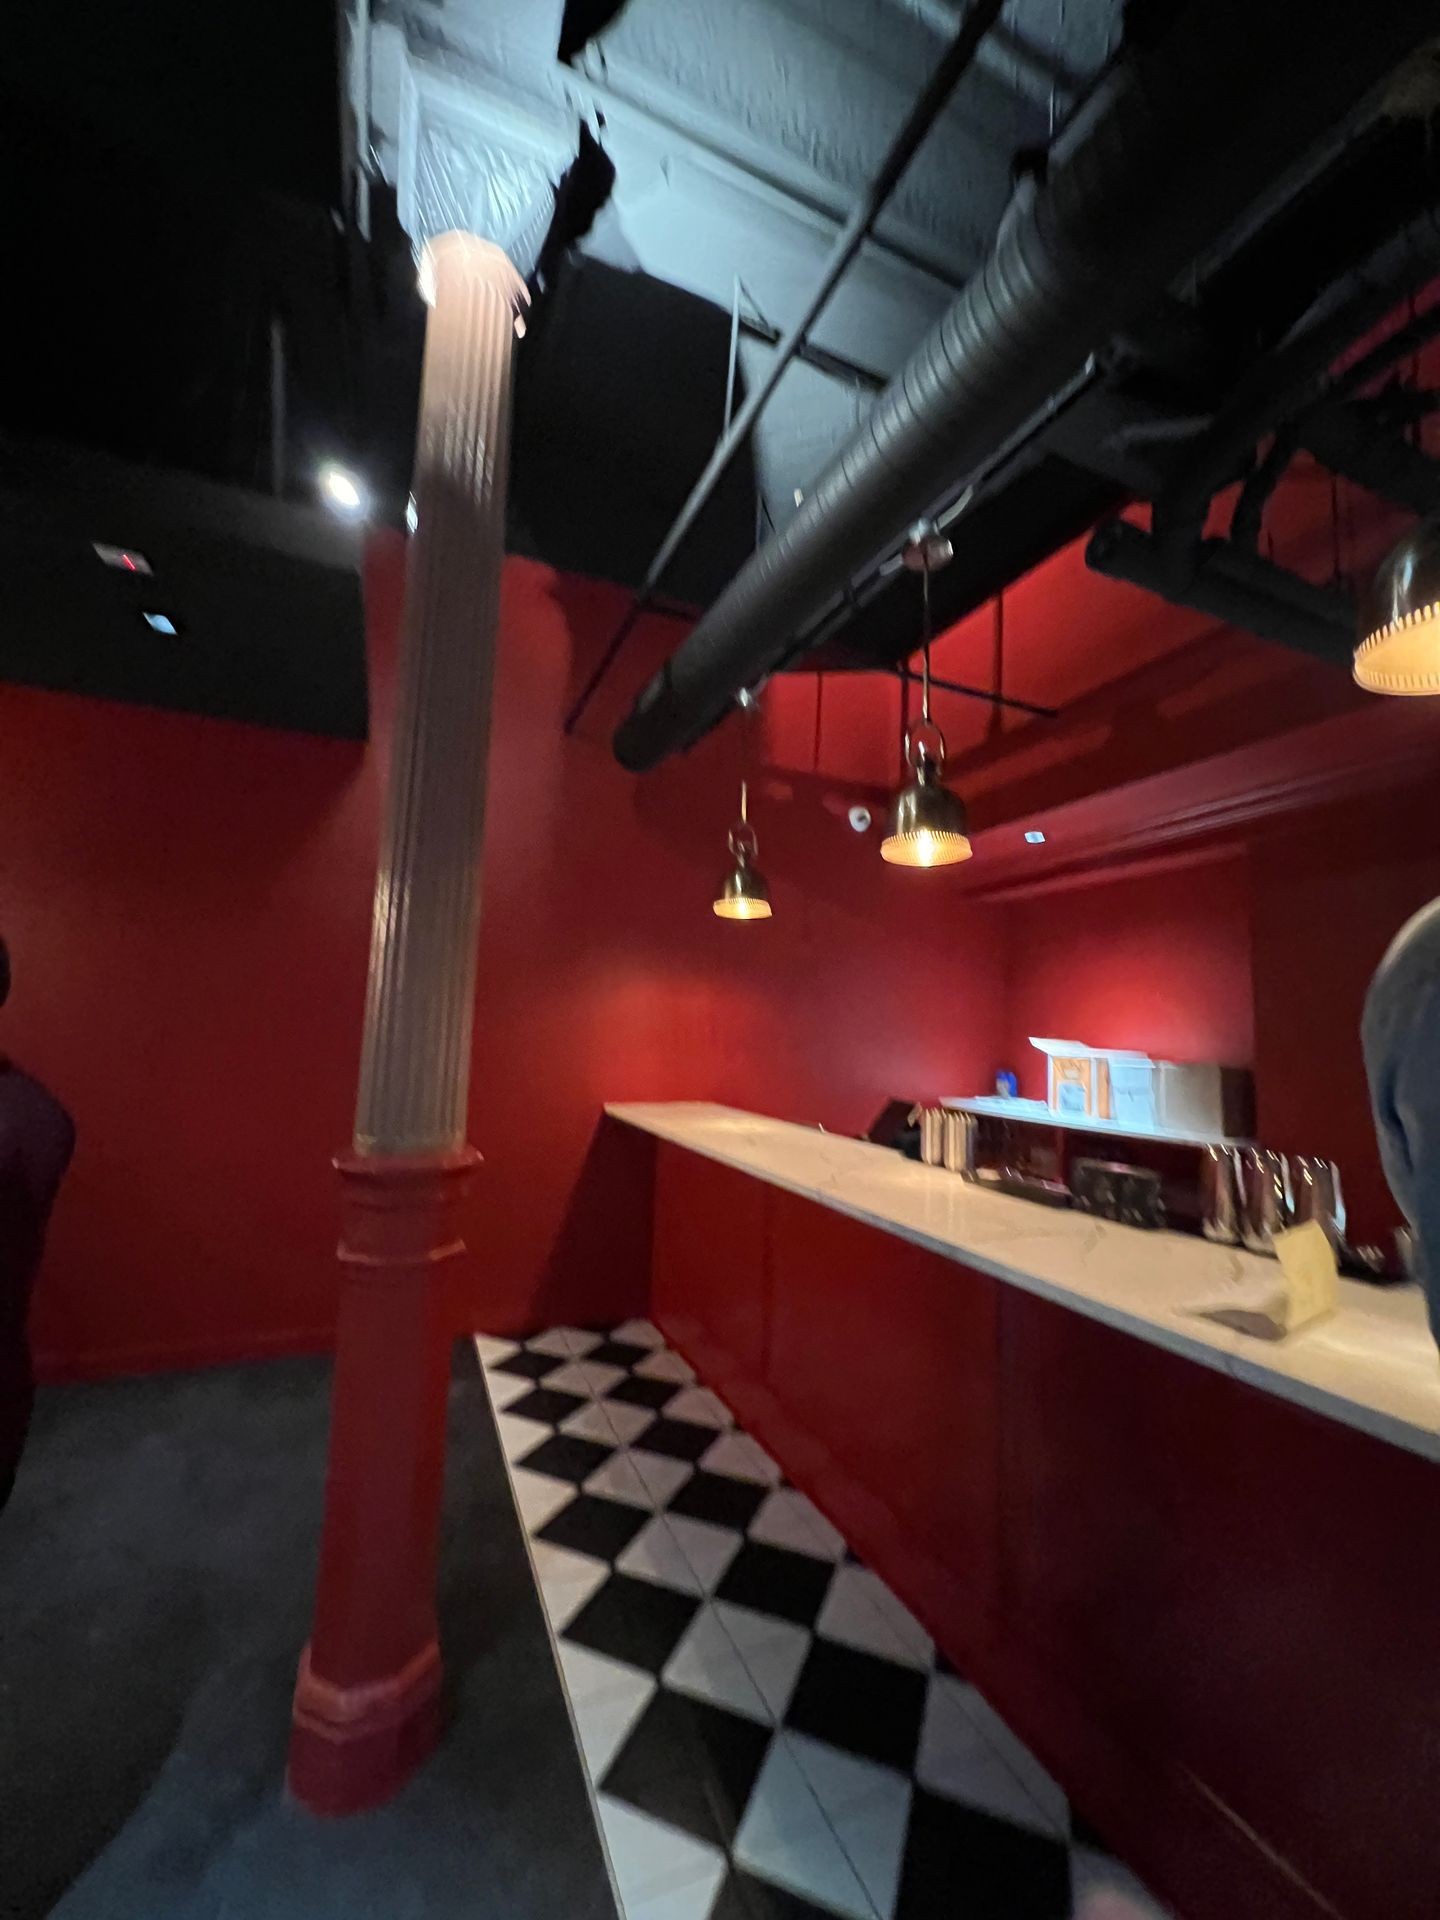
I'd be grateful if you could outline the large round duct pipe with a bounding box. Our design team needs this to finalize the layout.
[613,0,1438,772]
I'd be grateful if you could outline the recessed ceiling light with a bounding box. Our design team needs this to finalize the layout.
[1025,830,1046,844]
[142,611,179,635]
[318,462,367,518]
[94,542,152,575]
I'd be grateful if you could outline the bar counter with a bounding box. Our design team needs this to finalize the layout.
[608,1099,1440,1920]
[607,1101,1439,1462]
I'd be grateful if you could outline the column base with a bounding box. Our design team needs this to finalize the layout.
[287,1146,478,1818]
[288,1636,444,1817]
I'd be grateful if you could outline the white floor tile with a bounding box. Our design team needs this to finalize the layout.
[625,1858,727,1920]
[561,1399,632,1445]
[635,1348,697,1385]
[733,1737,873,1920]
[747,1488,846,1561]
[664,1513,743,1594]
[618,1516,704,1595]
[584,1452,661,1510]
[663,1386,734,1429]
[700,1432,782,1486]
[545,1358,627,1399]
[509,1468,576,1535]
[613,1318,667,1348]
[863,1574,934,1669]
[493,1411,551,1463]
[584,1449,690,1511]
[841,1793,911,1919]
[580,1399,658,1448]
[953,1682,1069,1835]
[713,1603,812,1721]
[570,1672,656,1782]
[597,1796,726,1909]
[629,1448,699,1508]
[529,1539,609,1632]
[1070,1848,1173,1918]
[816,1564,931,1670]
[484,1369,538,1411]
[560,1635,656,1712]
[785,1732,913,1918]
[663,1605,772,1724]
[473,1334,518,1366]
[526,1326,603,1358]
[917,1676,1058,1836]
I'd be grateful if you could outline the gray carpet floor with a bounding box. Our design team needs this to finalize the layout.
[0,1344,618,1920]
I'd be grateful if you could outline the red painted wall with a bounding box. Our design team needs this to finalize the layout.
[999,853,1256,1101]
[1250,789,1440,1243]
[11,534,1007,1377]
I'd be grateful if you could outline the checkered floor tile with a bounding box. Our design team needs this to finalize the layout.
[477,1323,1171,1920]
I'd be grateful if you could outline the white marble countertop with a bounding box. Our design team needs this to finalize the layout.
[606,1101,1440,1466]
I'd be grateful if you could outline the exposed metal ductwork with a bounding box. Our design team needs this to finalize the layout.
[613,0,1440,772]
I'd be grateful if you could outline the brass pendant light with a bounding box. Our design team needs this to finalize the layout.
[712,778,773,919]
[882,529,973,868]
[1354,515,1440,695]
[713,690,772,918]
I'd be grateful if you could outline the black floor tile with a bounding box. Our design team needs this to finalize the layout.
[586,1339,652,1370]
[491,1350,566,1382]
[635,1416,717,1463]
[563,1574,700,1673]
[714,1541,835,1629]
[669,1470,769,1533]
[507,1386,588,1427]
[601,1688,772,1848]
[895,1789,1071,1920]
[607,1376,680,1414]
[518,1434,615,1485]
[538,1494,649,1563]
[710,1869,839,1920]
[784,1637,927,1771]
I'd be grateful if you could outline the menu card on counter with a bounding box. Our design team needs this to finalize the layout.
[1188,1221,1340,1341]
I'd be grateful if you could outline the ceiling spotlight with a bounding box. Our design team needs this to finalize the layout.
[1025,830,1046,845]
[405,493,418,535]
[318,463,368,519]
[1354,515,1440,695]
[142,611,179,636]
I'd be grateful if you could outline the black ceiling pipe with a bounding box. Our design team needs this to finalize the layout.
[613,0,1438,772]
[1087,520,1356,664]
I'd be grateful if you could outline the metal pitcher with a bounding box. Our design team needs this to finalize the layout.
[1199,1145,1243,1245]
[1240,1148,1293,1257]
[1290,1156,1346,1250]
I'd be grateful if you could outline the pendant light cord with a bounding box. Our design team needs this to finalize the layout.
[919,550,933,728]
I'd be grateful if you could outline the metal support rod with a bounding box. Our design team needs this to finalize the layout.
[561,0,1008,739]
[725,276,742,435]
[886,665,1057,719]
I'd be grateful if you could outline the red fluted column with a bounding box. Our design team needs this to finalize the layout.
[288,232,525,1817]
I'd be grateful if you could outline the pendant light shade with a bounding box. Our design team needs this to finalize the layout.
[882,736,972,866]
[713,775,772,919]
[713,837,773,918]
[883,526,972,868]
[1355,517,1440,695]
